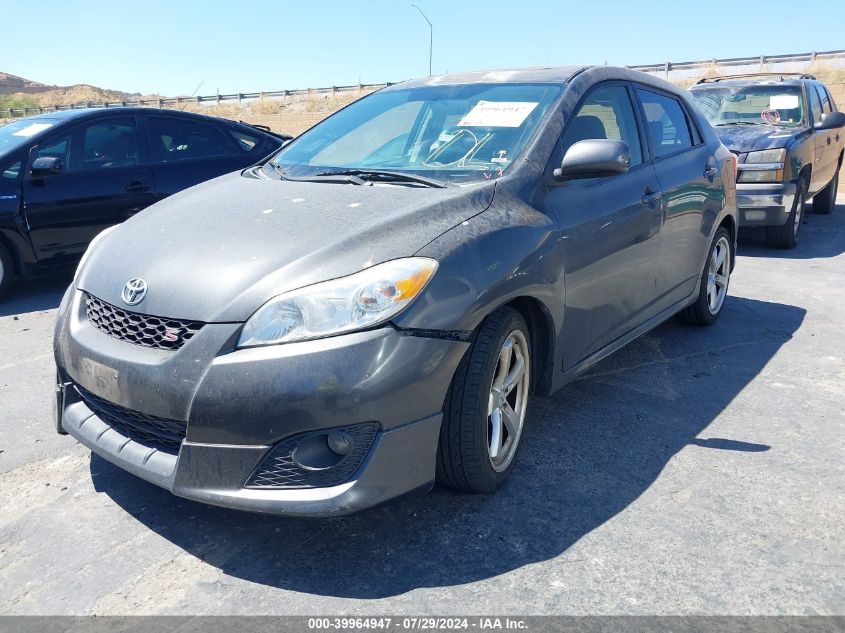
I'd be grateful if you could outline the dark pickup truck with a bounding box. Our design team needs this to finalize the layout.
[0,108,290,296]
[690,73,844,248]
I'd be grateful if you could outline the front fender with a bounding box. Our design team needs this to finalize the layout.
[393,196,565,347]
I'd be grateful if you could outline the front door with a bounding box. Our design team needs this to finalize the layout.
[542,83,663,368]
[22,115,155,265]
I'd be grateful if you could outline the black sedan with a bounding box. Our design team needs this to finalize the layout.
[0,107,290,296]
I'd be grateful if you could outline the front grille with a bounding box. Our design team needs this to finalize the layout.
[75,385,187,454]
[246,424,379,489]
[84,293,204,351]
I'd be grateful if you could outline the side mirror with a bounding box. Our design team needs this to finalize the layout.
[554,139,630,181]
[31,156,64,176]
[815,111,845,131]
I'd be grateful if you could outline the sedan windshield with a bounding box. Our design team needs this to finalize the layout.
[0,118,58,154]
[271,83,562,184]
[691,85,804,127]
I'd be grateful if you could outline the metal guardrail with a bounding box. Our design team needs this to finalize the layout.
[627,48,845,77]
[0,82,393,119]
[2,48,844,119]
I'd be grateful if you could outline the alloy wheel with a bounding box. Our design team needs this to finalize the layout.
[487,330,530,472]
[706,236,730,315]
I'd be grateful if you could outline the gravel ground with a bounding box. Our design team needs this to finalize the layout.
[0,198,843,616]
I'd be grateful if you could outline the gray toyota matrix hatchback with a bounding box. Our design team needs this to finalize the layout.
[54,66,737,516]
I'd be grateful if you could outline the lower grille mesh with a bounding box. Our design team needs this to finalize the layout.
[76,385,187,454]
[246,424,379,489]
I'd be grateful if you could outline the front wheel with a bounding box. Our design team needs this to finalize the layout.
[0,243,13,300]
[813,167,839,214]
[436,307,531,493]
[677,227,732,327]
[766,180,806,249]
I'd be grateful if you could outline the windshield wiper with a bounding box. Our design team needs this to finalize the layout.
[714,121,763,126]
[314,169,448,188]
[269,163,368,185]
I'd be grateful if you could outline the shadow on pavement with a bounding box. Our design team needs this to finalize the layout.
[739,200,845,259]
[91,295,805,598]
[0,274,71,318]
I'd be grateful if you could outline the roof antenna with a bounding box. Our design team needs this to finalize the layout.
[180,81,204,111]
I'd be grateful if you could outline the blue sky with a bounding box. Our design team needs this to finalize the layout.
[3,0,844,96]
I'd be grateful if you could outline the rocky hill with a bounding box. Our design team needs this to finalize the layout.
[0,71,140,107]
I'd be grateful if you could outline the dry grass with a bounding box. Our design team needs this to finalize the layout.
[677,59,845,87]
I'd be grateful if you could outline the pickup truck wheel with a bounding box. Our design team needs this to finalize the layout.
[766,180,805,249]
[436,307,530,493]
[0,243,13,299]
[677,227,732,326]
[813,168,839,214]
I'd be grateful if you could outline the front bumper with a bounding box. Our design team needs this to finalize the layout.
[54,287,469,517]
[735,182,797,227]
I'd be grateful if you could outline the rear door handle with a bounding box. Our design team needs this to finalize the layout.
[827,137,832,145]
[125,181,151,193]
[642,188,663,205]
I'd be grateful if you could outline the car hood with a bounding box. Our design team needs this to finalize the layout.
[77,170,495,322]
[712,123,806,153]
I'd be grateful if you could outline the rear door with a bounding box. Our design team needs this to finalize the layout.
[141,114,251,201]
[542,83,663,367]
[22,114,155,265]
[814,84,840,190]
[635,87,719,311]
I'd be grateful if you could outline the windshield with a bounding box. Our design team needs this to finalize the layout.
[0,118,58,154]
[691,85,805,127]
[271,83,562,184]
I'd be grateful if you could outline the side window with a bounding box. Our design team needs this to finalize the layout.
[825,87,838,112]
[817,86,832,113]
[637,89,694,158]
[558,85,643,168]
[228,128,262,154]
[78,118,140,171]
[810,86,823,123]
[145,117,232,163]
[31,117,140,173]
[2,160,21,180]
[32,137,70,168]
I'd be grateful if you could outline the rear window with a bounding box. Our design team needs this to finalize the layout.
[145,117,232,162]
[228,128,262,153]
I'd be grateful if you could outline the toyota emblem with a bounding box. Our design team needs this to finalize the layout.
[121,278,148,306]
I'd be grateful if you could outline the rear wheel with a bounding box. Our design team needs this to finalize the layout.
[677,227,732,327]
[766,180,806,249]
[813,167,839,214]
[436,307,531,493]
[0,243,13,300]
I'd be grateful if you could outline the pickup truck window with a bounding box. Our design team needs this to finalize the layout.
[692,86,804,127]
[817,86,833,113]
[810,86,823,122]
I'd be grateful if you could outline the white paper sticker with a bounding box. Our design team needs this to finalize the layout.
[769,95,799,109]
[458,101,538,128]
[11,123,54,137]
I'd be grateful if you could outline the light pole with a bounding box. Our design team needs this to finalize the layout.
[411,4,432,76]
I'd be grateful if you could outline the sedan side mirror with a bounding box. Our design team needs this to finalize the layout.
[31,156,64,176]
[554,139,630,181]
[815,111,845,131]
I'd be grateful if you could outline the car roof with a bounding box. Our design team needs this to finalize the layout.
[17,107,254,129]
[690,78,810,89]
[387,65,588,90]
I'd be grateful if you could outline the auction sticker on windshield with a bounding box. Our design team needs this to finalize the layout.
[458,101,538,127]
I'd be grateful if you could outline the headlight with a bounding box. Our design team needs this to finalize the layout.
[74,225,117,280]
[238,258,438,347]
[738,148,785,183]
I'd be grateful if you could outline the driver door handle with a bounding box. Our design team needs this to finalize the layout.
[704,166,719,178]
[642,187,663,205]
[125,181,151,193]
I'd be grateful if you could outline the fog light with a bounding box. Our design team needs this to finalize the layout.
[327,432,351,456]
[744,210,767,221]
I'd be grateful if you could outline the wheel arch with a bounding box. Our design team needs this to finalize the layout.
[499,296,557,397]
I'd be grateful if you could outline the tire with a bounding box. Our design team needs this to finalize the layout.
[766,179,806,249]
[0,243,13,300]
[677,227,732,327]
[436,306,531,493]
[812,166,839,214]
